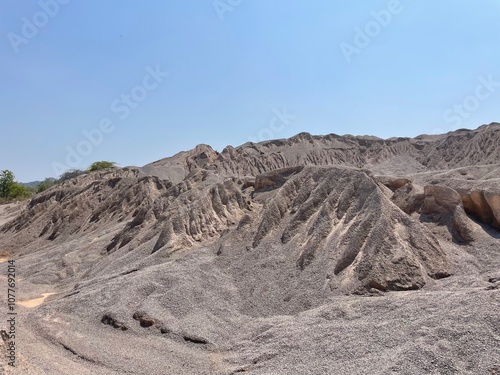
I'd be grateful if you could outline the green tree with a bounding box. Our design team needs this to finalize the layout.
[0,170,32,200]
[88,161,117,172]
[0,170,15,198]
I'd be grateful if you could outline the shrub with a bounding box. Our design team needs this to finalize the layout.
[8,183,31,199]
[37,177,58,193]
[59,169,85,182]
[88,161,117,172]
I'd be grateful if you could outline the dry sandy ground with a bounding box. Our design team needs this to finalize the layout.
[17,293,56,308]
[3,274,500,375]
[0,222,498,375]
[0,204,22,228]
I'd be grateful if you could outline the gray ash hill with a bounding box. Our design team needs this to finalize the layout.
[2,124,500,291]
[0,124,500,374]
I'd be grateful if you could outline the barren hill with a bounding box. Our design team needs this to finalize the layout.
[144,122,500,177]
[0,124,499,374]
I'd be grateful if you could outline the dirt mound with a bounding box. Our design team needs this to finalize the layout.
[1,168,170,251]
[249,167,450,293]
[0,124,499,374]
[0,165,451,297]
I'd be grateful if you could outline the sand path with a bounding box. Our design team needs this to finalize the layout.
[17,293,56,308]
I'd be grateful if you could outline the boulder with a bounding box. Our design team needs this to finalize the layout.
[421,185,463,214]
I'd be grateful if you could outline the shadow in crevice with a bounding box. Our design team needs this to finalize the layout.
[418,213,470,245]
[469,215,500,240]
[419,210,500,242]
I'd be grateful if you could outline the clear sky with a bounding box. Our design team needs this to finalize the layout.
[1,1,499,182]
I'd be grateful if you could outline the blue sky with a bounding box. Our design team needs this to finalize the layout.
[1,1,499,181]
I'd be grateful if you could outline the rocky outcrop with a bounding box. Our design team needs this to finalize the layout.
[390,182,424,215]
[452,206,475,242]
[419,185,476,242]
[411,176,500,231]
[460,190,500,229]
[421,185,463,215]
[387,183,477,242]
[377,176,412,192]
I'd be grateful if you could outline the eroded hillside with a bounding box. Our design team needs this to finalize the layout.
[0,124,499,375]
